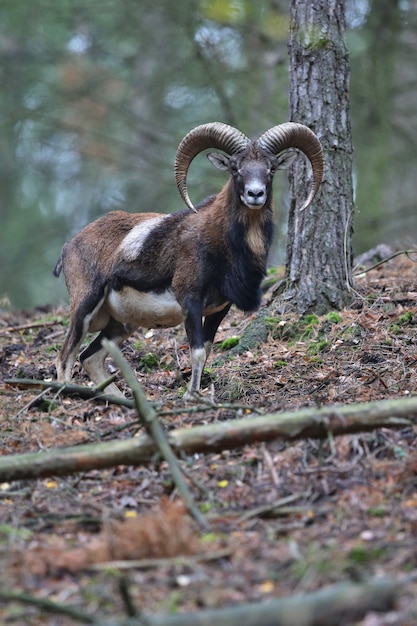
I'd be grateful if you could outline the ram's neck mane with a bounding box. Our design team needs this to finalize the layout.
[201,180,274,312]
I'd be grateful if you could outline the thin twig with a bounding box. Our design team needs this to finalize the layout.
[118,576,139,618]
[89,548,234,571]
[103,339,210,531]
[94,373,119,391]
[178,460,213,498]
[6,377,259,416]
[0,590,97,624]
[157,401,261,417]
[236,493,302,522]
[0,320,61,335]
[293,456,364,475]
[12,388,51,419]
[261,443,280,488]
[353,248,417,275]
[100,419,142,438]
[4,378,135,408]
[0,488,33,498]
[344,206,355,292]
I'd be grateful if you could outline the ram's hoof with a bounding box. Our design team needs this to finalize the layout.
[183,389,201,402]
[99,382,125,398]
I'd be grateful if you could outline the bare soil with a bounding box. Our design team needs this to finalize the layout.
[1,254,417,625]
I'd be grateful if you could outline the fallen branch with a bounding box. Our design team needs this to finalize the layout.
[5,378,135,409]
[353,247,417,275]
[0,589,96,624]
[89,547,234,571]
[0,319,60,335]
[126,576,399,626]
[0,575,401,626]
[102,339,209,531]
[5,378,259,415]
[0,395,415,482]
[13,388,51,419]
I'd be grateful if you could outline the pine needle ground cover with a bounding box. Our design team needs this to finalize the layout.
[1,254,417,624]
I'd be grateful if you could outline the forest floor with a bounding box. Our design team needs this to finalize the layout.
[1,253,417,625]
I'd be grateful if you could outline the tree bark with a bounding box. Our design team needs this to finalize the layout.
[0,395,415,482]
[284,0,354,314]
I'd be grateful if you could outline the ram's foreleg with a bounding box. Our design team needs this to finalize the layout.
[182,297,206,400]
[183,300,231,400]
[203,304,231,358]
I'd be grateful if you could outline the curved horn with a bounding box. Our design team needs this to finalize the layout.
[175,122,250,211]
[258,122,324,211]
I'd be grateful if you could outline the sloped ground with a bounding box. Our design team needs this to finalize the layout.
[1,254,417,624]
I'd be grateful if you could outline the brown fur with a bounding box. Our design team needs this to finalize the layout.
[55,148,284,397]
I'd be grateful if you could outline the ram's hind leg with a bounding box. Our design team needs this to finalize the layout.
[80,318,134,397]
[56,290,107,384]
[56,316,86,384]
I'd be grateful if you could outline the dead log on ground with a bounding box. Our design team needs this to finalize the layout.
[129,576,399,626]
[0,396,415,482]
[0,575,401,625]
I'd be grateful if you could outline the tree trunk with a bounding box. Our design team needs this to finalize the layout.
[284,0,354,314]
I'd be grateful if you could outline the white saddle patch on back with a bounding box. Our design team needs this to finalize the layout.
[120,216,166,261]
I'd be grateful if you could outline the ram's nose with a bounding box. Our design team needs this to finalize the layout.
[241,184,267,208]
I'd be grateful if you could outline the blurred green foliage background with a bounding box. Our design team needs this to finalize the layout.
[0,0,415,309]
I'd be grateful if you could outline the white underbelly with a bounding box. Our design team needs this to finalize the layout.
[103,286,230,330]
[107,287,183,328]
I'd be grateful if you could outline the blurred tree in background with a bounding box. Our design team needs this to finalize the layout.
[0,0,416,310]
[349,0,416,252]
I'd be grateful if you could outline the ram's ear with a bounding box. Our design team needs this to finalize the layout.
[207,152,231,172]
[275,150,298,170]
